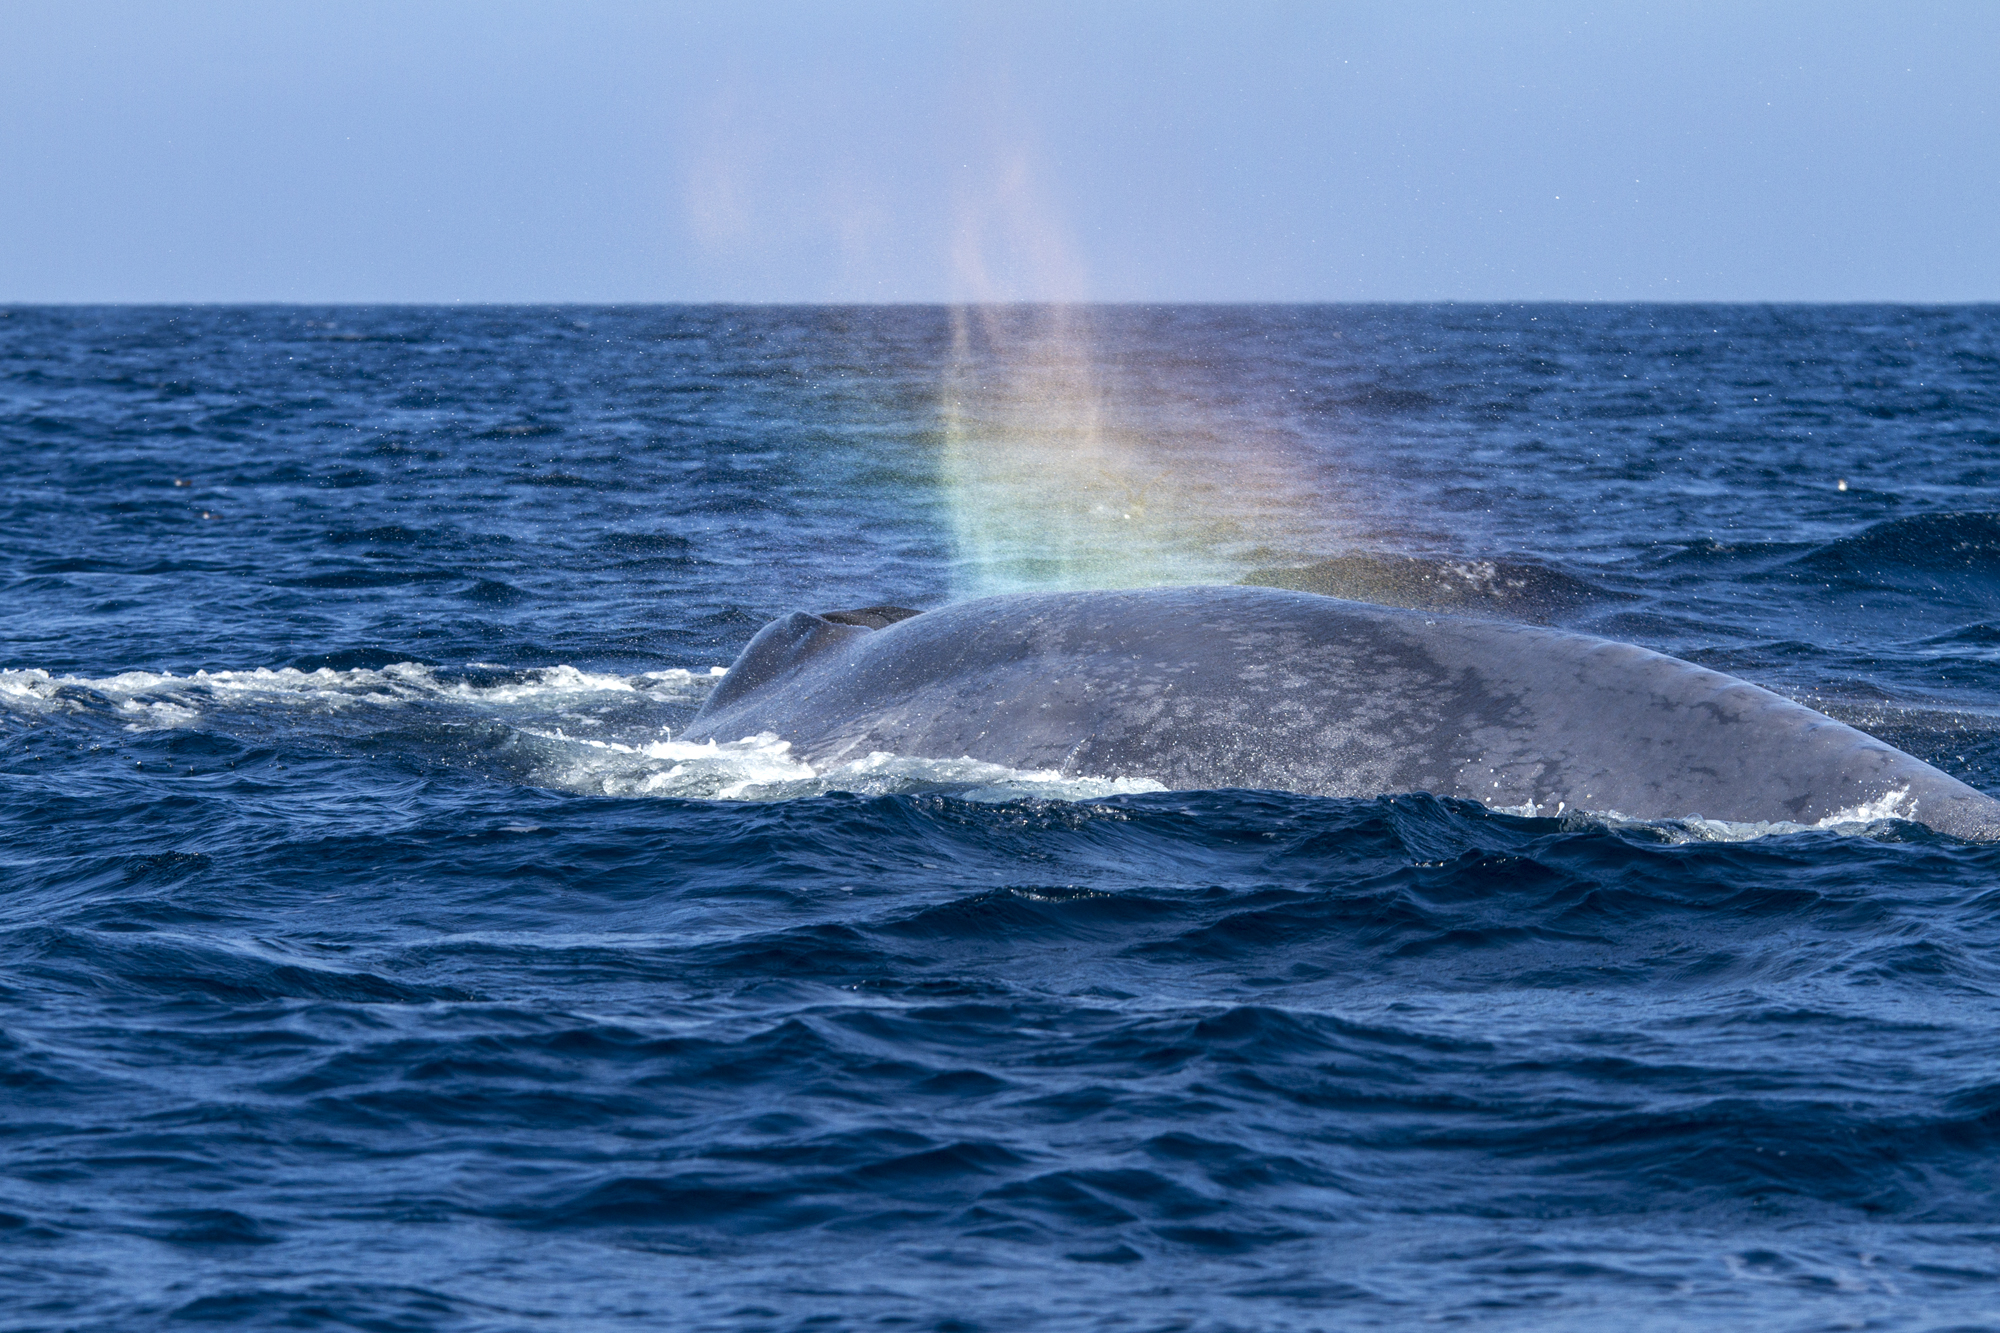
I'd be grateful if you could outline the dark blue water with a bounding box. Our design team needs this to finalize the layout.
[4,304,2000,1331]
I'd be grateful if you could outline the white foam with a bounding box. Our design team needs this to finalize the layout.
[1486,777,1927,841]
[529,730,820,800]
[1557,790,1919,843]
[1816,785,1915,827]
[524,730,1167,803]
[0,662,728,730]
[1,660,1164,804]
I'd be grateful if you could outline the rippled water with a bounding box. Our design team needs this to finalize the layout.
[4,304,1999,1331]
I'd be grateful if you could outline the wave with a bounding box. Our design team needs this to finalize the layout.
[1655,512,2000,601]
[1796,511,2000,584]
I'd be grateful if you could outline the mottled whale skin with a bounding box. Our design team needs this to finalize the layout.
[686,586,2000,838]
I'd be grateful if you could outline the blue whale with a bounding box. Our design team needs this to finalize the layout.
[686,586,2000,838]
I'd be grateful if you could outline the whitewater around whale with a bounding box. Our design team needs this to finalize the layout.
[685,586,2000,840]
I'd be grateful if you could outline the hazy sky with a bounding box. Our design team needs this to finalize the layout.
[3,1,1995,302]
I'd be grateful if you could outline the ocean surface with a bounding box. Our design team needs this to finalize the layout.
[3,303,2000,1332]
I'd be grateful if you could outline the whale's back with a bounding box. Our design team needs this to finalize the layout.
[689,586,2000,838]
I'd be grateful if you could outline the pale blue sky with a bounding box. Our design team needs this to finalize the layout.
[3,1,1995,302]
